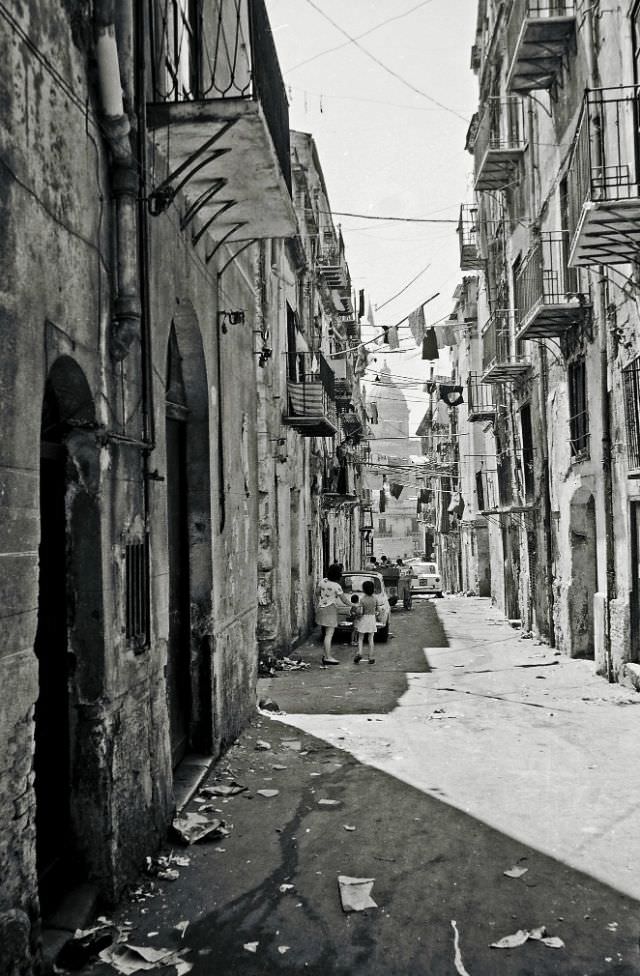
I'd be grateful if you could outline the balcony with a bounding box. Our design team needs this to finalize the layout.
[506,1,576,94]
[515,232,588,339]
[474,97,527,191]
[332,357,352,410]
[146,0,295,257]
[568,87,640,266]
[458,204,485,270]
[467,373,496,421]
[481,310,530,383]
[284,353,338,437]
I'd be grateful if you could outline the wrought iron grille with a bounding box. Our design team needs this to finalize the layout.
[568,87,640,227]
[148,0,291,188]
[467,373,496,415]
[125,537,150,648]
[506,0,576,61]
[623,357,640,470]
[515,231,579,324]
[474,96,526,160]
[482,310,518,372]
[568,357,589,457]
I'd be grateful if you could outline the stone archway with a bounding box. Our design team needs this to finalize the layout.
[568,487,597,658]
[35,356,104,913]
[164,305,213,765]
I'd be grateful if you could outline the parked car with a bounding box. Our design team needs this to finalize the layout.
[409,561,443,597]
[336,571,391,642]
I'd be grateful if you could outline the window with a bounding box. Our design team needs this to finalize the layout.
[520,403,535,501]
[623,357,640,470]
[475,470,485,511]
[568,358,589,458]
[125,537,150,650]
[165,0,200,99]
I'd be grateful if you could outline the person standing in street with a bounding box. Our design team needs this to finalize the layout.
[315,564,352,665]
[353,579,378,664]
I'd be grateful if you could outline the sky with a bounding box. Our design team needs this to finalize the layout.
[265,0,479,433]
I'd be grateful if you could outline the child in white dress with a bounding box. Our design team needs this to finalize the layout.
[354,579,378,664]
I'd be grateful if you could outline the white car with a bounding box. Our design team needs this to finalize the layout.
[336,571,391,642]
[410,561,443,597]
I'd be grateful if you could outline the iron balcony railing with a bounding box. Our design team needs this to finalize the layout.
[458,204,484,270]
[514,231,586,336]
[474,96,527,190]
[285,352,337,435]
[506,0,576,93]
[467,373,496,420]
[567,87,640,264]
[148,0,291,189]
[482,310,530,379]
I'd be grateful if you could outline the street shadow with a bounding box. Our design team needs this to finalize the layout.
[134,718,640,976]
[261,600,449,715]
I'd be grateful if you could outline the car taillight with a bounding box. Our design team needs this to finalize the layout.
[435,577,440,583]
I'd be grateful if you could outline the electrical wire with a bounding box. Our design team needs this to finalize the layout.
[375,262,432,312]
[285,0,436,72]
[299,0,470,124]
[311,208,457,224]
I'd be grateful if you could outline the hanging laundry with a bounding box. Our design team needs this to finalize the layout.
[425,381,437,394]
[408,304,426,344]
[448,492,465,518]
[367,300,376,327]
[439,385,464,407]
[389,483,404,499]
[358,289,365,319]
[368,403,379,424]
[434,323,457,348]
[422,328,439,360]
[386,325,399,350]
[379,489,386,513]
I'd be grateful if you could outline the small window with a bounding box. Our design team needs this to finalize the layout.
[623,357,640,470]
[125,536,150,650]
[568,358,589,458]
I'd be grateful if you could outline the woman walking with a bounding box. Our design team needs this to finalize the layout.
[315,564,352,665]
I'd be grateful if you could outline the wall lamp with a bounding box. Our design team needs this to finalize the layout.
[218,310,245,334]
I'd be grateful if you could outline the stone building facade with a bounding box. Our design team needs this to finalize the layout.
[0,2,362,971]
[458,0,640,674]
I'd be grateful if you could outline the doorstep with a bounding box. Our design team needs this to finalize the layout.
[173,753,215,813]
[41,883,99,974]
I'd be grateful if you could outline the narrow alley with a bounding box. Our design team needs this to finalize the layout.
[63,599,640,976]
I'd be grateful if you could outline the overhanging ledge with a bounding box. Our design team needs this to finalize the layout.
[147,97,297,245]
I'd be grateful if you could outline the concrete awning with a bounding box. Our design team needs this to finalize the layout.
[147,98,297,252]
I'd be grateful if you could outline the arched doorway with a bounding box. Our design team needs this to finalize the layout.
[165,312,213,767]
[35,357,98,913]
[569,488,597,658]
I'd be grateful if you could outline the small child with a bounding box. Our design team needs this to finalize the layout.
[349,593,361,645]
[354,580,378,664]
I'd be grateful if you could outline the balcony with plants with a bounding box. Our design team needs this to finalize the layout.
[145,0,295,256]
[567,87,640,266]
[514,231,588,339]
[506,0,576,94]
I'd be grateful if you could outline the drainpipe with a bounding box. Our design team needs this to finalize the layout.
[598,272,615,681]
[94,0,142,362]
[582,3,613,678]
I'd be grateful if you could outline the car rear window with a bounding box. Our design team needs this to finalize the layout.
[342,574,382,594]
[415,563,438,574]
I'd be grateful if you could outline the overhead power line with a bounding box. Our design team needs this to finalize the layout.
[300,0,471,124]
[375,262,431,312]
[286,0,435,72]
[315,208,457,224]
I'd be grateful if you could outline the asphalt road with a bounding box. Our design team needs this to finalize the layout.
[73,597,640,976]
